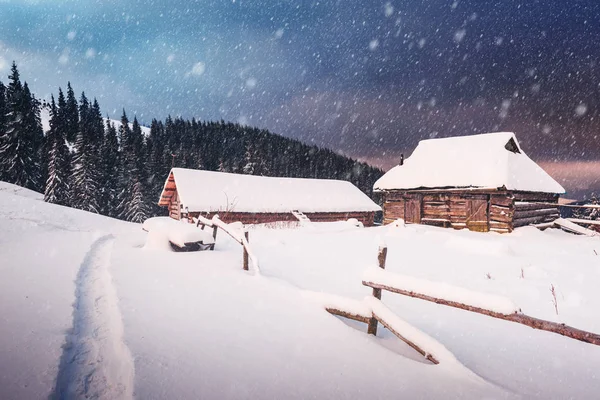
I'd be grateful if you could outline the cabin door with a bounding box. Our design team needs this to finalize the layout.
[466,198,489,232]
[404,196,422,224]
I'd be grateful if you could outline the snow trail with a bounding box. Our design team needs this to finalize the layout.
[52,234,134,400]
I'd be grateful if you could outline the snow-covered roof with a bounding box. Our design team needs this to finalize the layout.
[159,168,381,213]
[374,132,565,194]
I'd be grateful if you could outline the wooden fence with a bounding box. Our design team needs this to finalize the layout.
[193,214,259,273]
[326,244,600,365]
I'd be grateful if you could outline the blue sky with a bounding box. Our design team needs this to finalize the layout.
[1,0,600,195]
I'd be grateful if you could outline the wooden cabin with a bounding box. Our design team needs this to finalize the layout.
[158,168,381,226]
[374,132,565,233]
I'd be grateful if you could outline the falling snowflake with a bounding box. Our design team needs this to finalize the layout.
[85,48,96,59]
[384,2,394,17]
[454,29,466,43]
[246,77,257,89]
[369,39,379,51]
[575,103,588,117]
[191,62,206,76]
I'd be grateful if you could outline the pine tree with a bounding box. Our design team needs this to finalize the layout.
[123,179,151,223]
[115,112,151,222]
[116,110,133,219]
[99,120,119,217]
[124,116,151,222]
[0,82,7,182]
[44,96,70,205]
[65,82,79,143]
[70,92,100,213]
[22,82,44,191]
[0,62,42,191]
[242,141,256,175]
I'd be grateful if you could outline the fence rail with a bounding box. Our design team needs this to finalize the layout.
[193,215,260,274]
[325,243,600,365]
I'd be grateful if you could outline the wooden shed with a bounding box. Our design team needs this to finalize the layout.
[374,132,565,233]
[158,168,381,226]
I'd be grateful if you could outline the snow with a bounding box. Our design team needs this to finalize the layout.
[374,132,565,194]
[0,180,44,200]
[554,218,599,237]
[365,297,465,368]
[165,167,382,213]
[142,216,215,247]
[2,181,600,399]
[363,266,520,315]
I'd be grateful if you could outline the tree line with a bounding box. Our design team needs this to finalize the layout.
[0,62,384,223]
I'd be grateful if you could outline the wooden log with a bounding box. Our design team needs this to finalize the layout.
[512,192,558,202]
[372,311,439,364]
[514,208,559,219]
[368,246,387,336]
[325,308,371,324]
[514,202,560,211]
[489,213,513,224]
[243,230,249,271]
[514,215,559,228]
[490,195,514,207]
[362,281,600,346]
[490,204,513,213]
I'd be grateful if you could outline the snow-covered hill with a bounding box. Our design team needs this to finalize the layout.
[40,107,151,136]
[1,181,599,399]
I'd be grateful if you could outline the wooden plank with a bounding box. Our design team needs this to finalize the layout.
[325,308,371,324]
[362,281,600,346]
[367,246,387,336]
[372,311,439,365]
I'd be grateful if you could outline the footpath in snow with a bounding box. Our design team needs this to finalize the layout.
[52,234,134,400]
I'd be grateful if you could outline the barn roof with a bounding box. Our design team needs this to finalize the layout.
[373,132,565,194]
[158,168,381,213]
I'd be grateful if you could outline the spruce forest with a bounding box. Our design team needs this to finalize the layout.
[0,63,383,223]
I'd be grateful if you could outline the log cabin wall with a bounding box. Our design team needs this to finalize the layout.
[188,211,376,226]
[168,191,181,220]
[382,189,559,233]
[511,191,559,229]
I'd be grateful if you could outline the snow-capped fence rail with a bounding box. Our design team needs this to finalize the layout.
[362,264,600,347]
[193,215,260,274]
[324,243,600,366]
[326,243,443,364]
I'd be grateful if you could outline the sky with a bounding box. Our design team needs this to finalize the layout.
[1,0,599,197]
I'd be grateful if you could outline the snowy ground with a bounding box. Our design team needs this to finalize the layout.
[1,181,599,399]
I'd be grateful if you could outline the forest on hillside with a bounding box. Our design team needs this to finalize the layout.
[0,62,383,222]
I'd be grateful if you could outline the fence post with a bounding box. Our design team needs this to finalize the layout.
[243,230,249,271]
[367,245,387,335]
